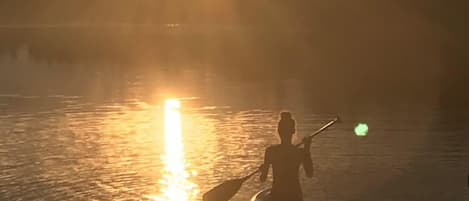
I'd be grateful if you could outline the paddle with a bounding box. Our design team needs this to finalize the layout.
[202,116,340,201]
[295,116,340,148]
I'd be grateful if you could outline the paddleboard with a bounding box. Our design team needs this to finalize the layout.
[250,188,271,201]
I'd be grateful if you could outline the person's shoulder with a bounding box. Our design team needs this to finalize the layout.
[266,144,281,152]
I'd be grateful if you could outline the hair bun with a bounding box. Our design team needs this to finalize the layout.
[280,112,292,120]
[278,112,295,134]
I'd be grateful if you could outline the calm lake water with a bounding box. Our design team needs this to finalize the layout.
[0,62,468,201]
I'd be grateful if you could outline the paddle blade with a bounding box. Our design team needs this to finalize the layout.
[203,178,245,201]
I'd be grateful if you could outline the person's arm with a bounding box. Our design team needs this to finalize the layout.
[302,137,314,178]
[260,147,271,182]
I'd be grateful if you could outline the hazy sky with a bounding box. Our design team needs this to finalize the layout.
[0,1,464,26]
[0,0,467,107]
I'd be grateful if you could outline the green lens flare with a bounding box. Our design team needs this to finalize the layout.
[354,123,368,136]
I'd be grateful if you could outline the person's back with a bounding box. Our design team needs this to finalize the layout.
[260,112,313,201]
[265,144,305,200]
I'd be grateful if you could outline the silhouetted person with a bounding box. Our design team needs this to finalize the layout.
[260,112,313,201]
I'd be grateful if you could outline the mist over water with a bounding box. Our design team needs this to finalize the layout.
[1,1,468,200]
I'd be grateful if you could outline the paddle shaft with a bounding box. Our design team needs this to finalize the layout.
[295,116,339,148]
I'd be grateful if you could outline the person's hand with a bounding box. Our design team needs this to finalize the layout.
[258,164,266,171]
[259,164,268,182]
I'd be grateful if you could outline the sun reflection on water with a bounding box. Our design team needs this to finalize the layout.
[153,99,198,201]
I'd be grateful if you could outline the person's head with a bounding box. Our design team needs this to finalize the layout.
[278,112,296,144]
